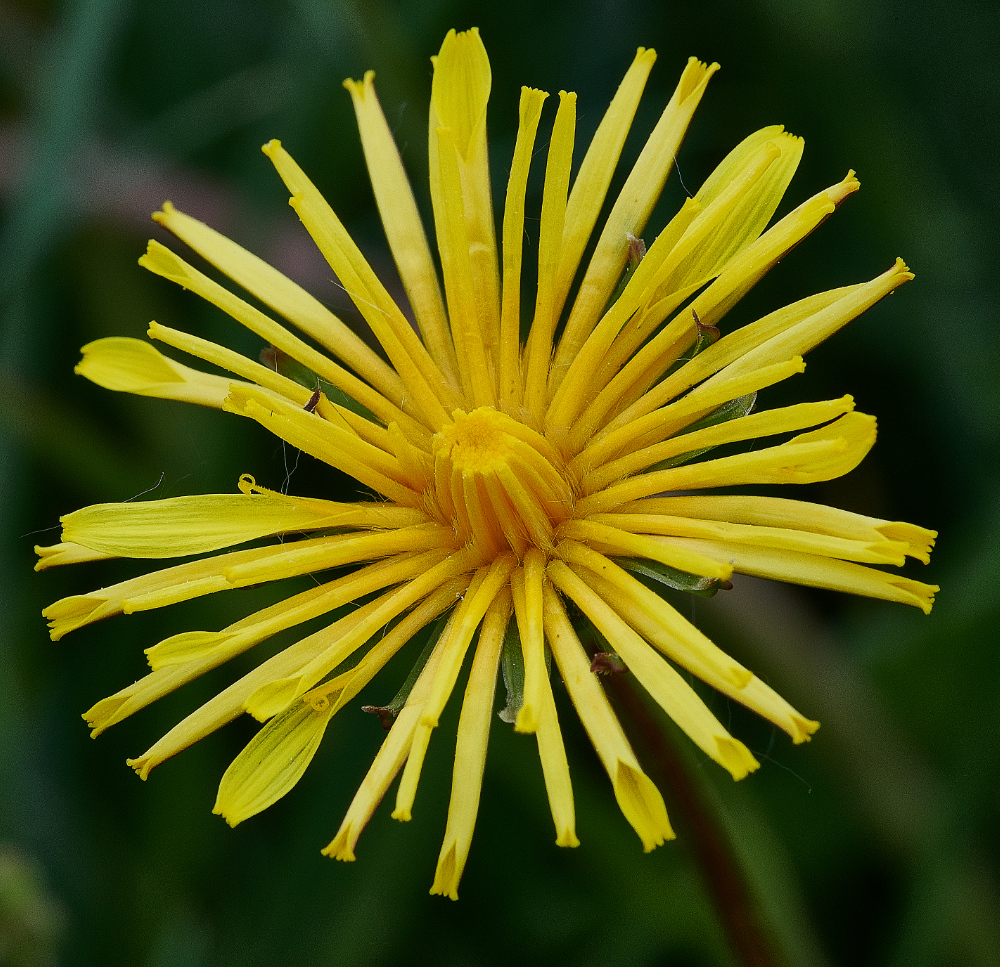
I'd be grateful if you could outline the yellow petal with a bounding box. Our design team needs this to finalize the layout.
[533,666,579,847]
[607,129,803,369]
[542,584,674,849]
[590,510,909,566]
[523,90,576,420]
[431,125,497,408]
[34,542,114,570]
[630,494,936,563]
[588,395,855,490]
[243,551,477,719]
[76,337,235,408]
[579,411,878,514]
[145,550,443,671]
[548,561,759,780]
[60,489,423,558]
[343,71,458,387]
[41,536,324,640]
[430,588,509,899]
[213,687,340,825]
[429,29,500,366]
[551,57,718,386]
[556,518,732,581]
[431,28,491,159]
[556,542,818,743]
[498,87,548,413]
[124,590,415,778]
[389,608,466,826]
[510,549,547,734]
[419,555,516,730]
[106,588,390,744]
[573,357,807,477]
[325,683,436,861]
[263,139,457,430]
[395,557,514,826]
[550,47,657,327]
[556,540,752,690]
[141,240,414,426]
[547,201,703,435]
[152,202,401,401]
[660,537,938,612]
[590,174,868,445]
[327,593,471,861]
[223,384,420,505]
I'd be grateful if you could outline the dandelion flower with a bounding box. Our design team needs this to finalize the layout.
[39,28,938,899]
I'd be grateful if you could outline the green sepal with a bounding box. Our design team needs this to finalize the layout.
[498,617,525,725]
[645,392,756,471]
[662,309,722,380]
[612,556,726,597]
[361,609,452,728]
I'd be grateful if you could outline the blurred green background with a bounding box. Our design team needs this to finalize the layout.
[1,0,997,964]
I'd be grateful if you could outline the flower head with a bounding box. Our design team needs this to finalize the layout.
[39,29,937,899]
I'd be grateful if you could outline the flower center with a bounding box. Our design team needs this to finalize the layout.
[431,407,574,556]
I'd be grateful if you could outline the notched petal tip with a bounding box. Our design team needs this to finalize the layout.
[790,715,821,744]
[83,694,130,737]
[431,27,491,157]
[877,521,937,564]
[322,831,357,862]
[42,594,111,641]
[612,759,675,851]
[555,828,581,848]
[34,542,114,571]
[715,736,760,780]
[899,579,939,614]
[828,170,861,206]
[342,69,375,98]
[892,256,914,281]
[430,843,461,901]
[678,57,720,100]
[126,754,155,780]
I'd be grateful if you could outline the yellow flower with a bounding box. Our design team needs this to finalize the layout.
[38,29,938,899]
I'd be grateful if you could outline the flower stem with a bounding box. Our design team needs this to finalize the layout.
[607,672,784,967]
